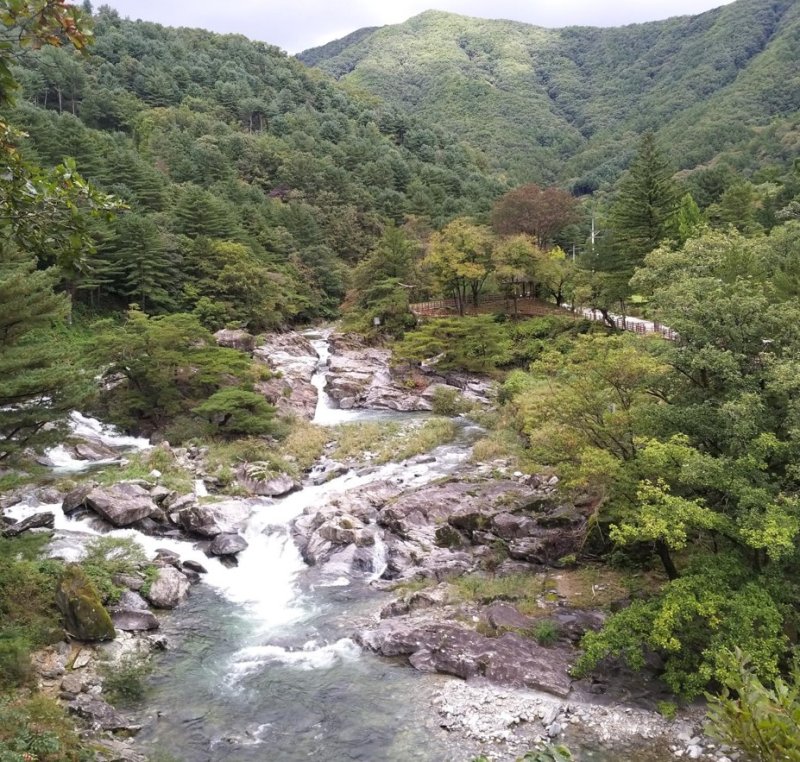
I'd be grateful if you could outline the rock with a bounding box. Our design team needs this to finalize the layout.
[56,564,116,642]
[253,332,320,419]
[111,609,160,632]
[166,493,196,512]
[483,603,536,633]
[144,567,190,609]
[34,486,64,504]
[117,590,149,610]
[85,484,157,527]
[68,694,142,733]
[2,511,55,537]
[357,622,573,697]
[178,505,222,538]
[546,722,563,738]
[150,485,173,505]
[209,533,248,556]
[182,560,208,574]
[74,441,117,461]
[686,746,703,760]
[214,328,255,352]
[61,671,87,695]
[236,469,299,497]
[112,573,144,591]
[63,483,94,515]
[72,648,93,669]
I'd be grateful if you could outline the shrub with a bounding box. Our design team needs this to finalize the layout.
[81,536,148,604]
[531,619,560,647]
[430,386,470,416]
[706,650,800,761]
[0,695,90,761]
[100,655,151,707]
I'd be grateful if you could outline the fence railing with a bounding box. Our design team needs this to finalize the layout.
[409,297,676,340]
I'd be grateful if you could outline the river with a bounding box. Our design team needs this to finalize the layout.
[7,336,683,761]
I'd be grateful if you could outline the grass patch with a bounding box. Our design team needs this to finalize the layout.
[94,445,193,493]
[531,619,560,646]
[279,419,329,470]
[0,694,93,761]
[0,535,64,690]
[551,566,663,609]
[452,572,551,616]
[332,417,458,464]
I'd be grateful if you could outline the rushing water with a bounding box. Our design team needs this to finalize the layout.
[12,339,677,761]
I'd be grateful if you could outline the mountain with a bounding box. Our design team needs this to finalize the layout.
[299,0,800,190]
[8,7,502,326]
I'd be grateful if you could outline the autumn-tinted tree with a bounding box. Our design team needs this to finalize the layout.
[491,184,578,249]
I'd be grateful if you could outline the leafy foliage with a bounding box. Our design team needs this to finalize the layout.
[706,650,800,762]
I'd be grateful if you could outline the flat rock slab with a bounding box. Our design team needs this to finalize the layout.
[85,484,158,527]
[358,622,573,697]
[2,511,55,537]
[111,609,160,632]
[68,694,142,733]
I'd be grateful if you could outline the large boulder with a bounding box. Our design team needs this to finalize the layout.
[85,484,157,527]
[144,567,190,609]
[68,694,142,733]
[178,505,222,538]
[357,621,573,697]
[235,468,299,497]
[214,328,255,352]
[56,564,116,642]
[209,533,248,556]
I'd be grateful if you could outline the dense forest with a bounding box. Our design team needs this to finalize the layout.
[301,0,800,190]
[2,1,800,759]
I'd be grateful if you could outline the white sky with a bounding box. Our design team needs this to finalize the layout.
[98,1,737,54]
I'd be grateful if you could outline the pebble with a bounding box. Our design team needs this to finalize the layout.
[546,722,562,738]
[686,745,703,759]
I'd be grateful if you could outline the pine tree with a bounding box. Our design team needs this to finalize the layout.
[606,132,680,275]
[0,244,86,461]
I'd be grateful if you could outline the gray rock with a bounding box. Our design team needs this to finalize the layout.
[110,609,160,632]
[686,746,703,760]
[2,511,55,537]
[209,533,248,556]
[546,722,562,738]
[68,694,142,733]
[85,484,158,527]
[149,485,173,505]
[483,602,536,633]
[63,483,94,515]
[357,622,573,697]
[178,505,222,538]
[61,671,87,695]
[214,328,255,352]
[117,590,149,610]
[112,573,144,591]
[182,559,208,574]
[144,567,190,609]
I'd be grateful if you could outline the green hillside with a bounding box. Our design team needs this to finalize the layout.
[299,0,800,189]
[7,7,501,326]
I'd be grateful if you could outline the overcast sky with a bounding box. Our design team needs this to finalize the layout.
[99,1,736,54]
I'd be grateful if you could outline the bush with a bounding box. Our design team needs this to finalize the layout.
[0,637,33,691]
[0,695,91,761]
[81,536,149,604]
[430,386,471,416]
[100,655,151,707]
[532,619,560,647]
[706,651,800,761]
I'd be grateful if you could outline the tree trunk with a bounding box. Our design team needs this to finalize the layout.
[655,540,679,581]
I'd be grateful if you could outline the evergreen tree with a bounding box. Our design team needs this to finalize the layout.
[605,132,680,276]
[0,244,86,460]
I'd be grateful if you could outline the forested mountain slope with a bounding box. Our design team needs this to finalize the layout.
[7,7,501,326]
[299,0,800,190]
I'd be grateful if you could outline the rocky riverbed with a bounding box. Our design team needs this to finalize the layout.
[0,331,742,762]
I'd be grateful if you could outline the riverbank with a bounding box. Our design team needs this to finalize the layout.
[0,329,741,762]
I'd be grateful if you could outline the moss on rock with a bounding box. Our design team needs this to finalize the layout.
[55,564,116,642]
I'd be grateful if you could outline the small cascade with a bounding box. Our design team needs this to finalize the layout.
[369,531,388,581]
[194,479,209,498]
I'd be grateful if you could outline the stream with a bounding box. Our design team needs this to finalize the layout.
[7,336,681,761]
